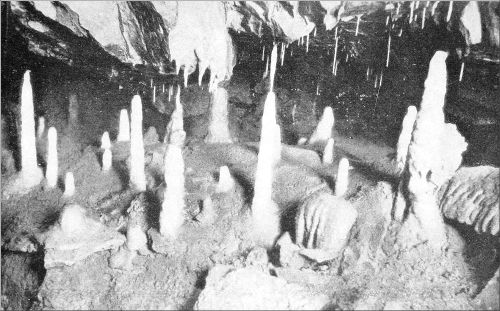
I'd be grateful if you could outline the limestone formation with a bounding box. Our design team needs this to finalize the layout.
[45,127,58,188]
[205,86,232,143]
[439,166,499,236]
[102,149,112,172]
[395,105,417,175]
[63,172,75,197]
[43,204,125,268]
[164,86,183,144]
[129,95,146,191]
[37,116,45,138]
[100,131,111,149]
[308,106,334,147]
[215,165,235,193]
[297,137,307,145]
[117,109,130,142]
[335,158,350,197]
[322,137,334,164]
[2,71,44,196]
[159,129,186,239]
[194,195,216,226]
[400,51,468,249]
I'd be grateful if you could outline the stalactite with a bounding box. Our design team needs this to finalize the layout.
[447,1,453,23]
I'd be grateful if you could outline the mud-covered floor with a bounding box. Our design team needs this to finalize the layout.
[2,24,500,310]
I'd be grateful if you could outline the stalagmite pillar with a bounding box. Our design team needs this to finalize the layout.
[401,51,467,250]
[205,86,232,143]
[159,129,186,238]
[63,172,75,197]
[20,71,43,183]
[395,106,417,174]
[46,127,58,188]
[117,109,130,142]
[101,131,111,149]
[308,106,334,146]
[129,95,146,192]
[322,138,335,164]
[251,45,281,248]
[335,158,349,196]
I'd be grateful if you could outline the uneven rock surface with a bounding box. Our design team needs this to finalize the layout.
[195,265,330,310]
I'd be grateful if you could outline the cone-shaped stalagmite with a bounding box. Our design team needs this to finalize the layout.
[322,138,335,164]
[102,149,112,171]
[117,109,130,142]
[251,44,281,247]
[396,106,417,174]
[129,95,146,191]
[159,129,186,239]
[335,158,349,196]
[402,51,468,249]
[63,172,75,197]
[46,127,58,188]
[308,106,334,146]
[2,71,44,197]
[216,165,234,193]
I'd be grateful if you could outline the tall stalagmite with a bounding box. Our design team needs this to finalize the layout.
[129,95,146,192]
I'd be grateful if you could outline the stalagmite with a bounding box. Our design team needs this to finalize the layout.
[306,34,310,53]
[162,84,165,93]
[102,148,112,171]
[297,137,308,145]
[117,109,130,142]
[205,86,232,143]
[308,106,334,146]
[168,85,173,102]
[37,116,45,138]
[2,71,42,197]
[335,158,349,196]
[459,62,465,82]
[314,27,317,37]
[262,45,265,61]
[129,95,146,192]
[386,15,390,26]
[150,78,153,88]
[251,44,281,247]
[402,51,468,250]
[63,172,75,197]
[263,56,270,79]
[356,15,361,36]
[322,138,334,164]
[60,204,87,234]
[280,42,285,66]
[366,66,370,81]
[183,68,189,88]
[101,131,111,149]
[395,106,417,174]
[46,127,58,188]
[446,1,453,23]
[159,129,186,239]
[316,82,320,96]
[386,35,391,67]
[165,86,184,144]
[216,166,234,193]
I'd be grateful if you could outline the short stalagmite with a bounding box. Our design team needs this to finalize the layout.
[216,165,235,193]
[46,127,58,188]
[63,172,75,197]
[322,138,335,164]
[129,95,146,192]
[308,106,334,147]
[102,149,112,172]
[101,131,111,149]
[117,109,130,142]
[335,158,349,197]
[395,105,417,174]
